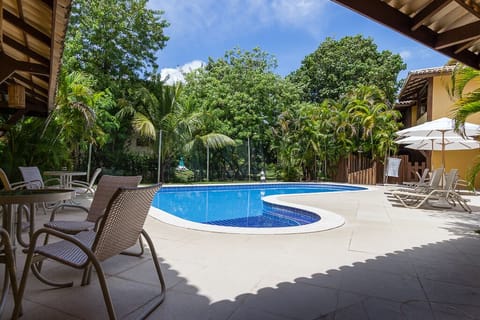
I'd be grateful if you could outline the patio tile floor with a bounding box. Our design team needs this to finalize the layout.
[2,185,480,319]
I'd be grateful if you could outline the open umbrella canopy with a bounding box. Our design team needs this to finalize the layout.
[396,117,480,138]
[395,117,480,169]
[396,136,480,151]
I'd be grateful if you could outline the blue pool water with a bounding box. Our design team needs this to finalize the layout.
[152,183,366,228]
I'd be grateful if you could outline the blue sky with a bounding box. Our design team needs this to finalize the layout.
[149,0,449,79]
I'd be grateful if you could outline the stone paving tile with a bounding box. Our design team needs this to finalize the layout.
[5,186,480,319]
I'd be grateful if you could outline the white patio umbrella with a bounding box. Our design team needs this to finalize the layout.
[396,117,480,138]
[395,117,480,169]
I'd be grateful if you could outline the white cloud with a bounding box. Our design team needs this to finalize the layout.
[399,50,412,60]
[149,0,329,40]
[160,60,206,85]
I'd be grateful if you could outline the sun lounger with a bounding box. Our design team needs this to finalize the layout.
[392,169,471,212]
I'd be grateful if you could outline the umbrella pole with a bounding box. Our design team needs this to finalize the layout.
[442,131,446,169]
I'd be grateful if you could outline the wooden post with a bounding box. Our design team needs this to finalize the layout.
[8,84,25,109]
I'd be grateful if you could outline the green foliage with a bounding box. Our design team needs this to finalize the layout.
[289,35,406,103]
[0,71,114,177]
[451,63,480,186]
[63,0,169,91]
[174,169,195,183]
[182,47,302,177]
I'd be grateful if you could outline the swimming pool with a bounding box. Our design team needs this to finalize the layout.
[149,183,368,234]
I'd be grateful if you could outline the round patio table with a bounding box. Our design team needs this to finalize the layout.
[0,188,75,247]
[44,171,86,189]
[0,188,74,314]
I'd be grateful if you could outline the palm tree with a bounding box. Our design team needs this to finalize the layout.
[117,79,183,181]
[452,64,480,126]
[346,85,400,161]
[451,64,480,186]
[44,70,111,169]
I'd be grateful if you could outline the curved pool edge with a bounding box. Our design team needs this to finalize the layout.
[148,183,375,235]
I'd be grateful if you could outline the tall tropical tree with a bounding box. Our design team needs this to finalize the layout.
[289,35,405,103]
[346,85,401,161]
[64,0,170,92]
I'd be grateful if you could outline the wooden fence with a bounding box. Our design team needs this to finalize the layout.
[336,154,427,185]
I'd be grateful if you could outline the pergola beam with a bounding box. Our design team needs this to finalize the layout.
[435,21,480,49]
[2,10,51,46]
[332,0,480,69]
[2,35,50,65]
[454,0,480,19]
[411,0,453,31]
[0,52,49,83]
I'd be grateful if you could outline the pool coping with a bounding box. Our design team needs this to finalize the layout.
[148,182,375,235]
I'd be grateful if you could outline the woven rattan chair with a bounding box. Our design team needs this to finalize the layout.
[0,168,31,232]
[45,175,142,235]
[13,184,165,319]
[71,168,102,197]
[0,227,18,317]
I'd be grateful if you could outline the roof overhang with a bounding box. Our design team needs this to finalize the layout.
[395,66,455,105]
[0,0,72,129]
[331,0,480,70]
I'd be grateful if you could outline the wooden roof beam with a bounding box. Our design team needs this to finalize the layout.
[13,74,48,95]
[2,10,51,46]
[454,37,480,54]
[411,0,453,31]
[435,21,480,49]
[0,51,49,77]
[454,0,480,19]
[332,0,480,69]
[2,35,50,65]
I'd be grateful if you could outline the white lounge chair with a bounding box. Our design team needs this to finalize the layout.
[391,169,471,212]
[390,167,444,195]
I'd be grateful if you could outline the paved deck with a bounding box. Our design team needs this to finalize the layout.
[3,185,480,319]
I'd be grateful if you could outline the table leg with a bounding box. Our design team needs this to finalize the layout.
[16,204,35,249]
[0,205,13,315]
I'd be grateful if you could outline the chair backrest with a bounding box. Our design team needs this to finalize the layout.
[86,175,142,222]
[93,184,162,261]
[18,166,43,189]
[428,168,444,189]
[0,168,11,190]
[444,169,459,191]
[416,168,430,184]
[88,168,102,187]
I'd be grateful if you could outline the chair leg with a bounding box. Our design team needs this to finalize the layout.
[90,258,117,319]
[12,240,37,319]
[0,230,19,317]
[81,264,93,286]
[137,230,166,318]
[30,258,74,288]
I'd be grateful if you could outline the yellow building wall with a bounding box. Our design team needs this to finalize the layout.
[430,76,480,185]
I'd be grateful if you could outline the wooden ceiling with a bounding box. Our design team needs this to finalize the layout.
[332,0,480,70]
[0,0,72,131]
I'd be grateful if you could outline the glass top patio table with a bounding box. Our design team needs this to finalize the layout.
[44,171,86,189]
[0,189,75,247]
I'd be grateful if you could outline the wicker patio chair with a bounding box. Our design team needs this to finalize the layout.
[44,175,142,248]
[0,168,31,232]
[0,227,18,317]
[71,168,102,197]
[13,184,165,320]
